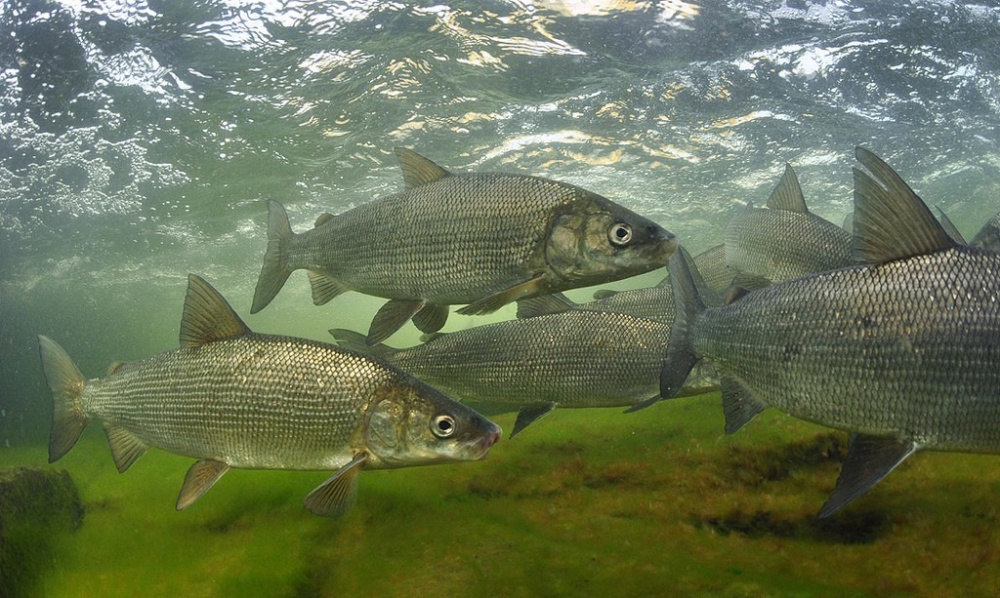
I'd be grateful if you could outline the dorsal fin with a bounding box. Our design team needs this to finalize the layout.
[394,147,450,189]
[766,163,807,213]
[934,206,967,244]
[852,147,955,265]
[315,213,335,228]
[180,275,251,348]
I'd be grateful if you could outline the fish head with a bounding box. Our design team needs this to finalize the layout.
[361,379,501,469]
[544,194,677,288]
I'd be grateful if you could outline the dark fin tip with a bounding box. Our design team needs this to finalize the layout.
[515,293,575,319]
[458,276,549,316]
[817,434,917,518]
[250,200,295,313]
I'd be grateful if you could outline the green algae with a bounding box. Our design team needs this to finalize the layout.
[3,395,1000,598]
[0,463,83,598]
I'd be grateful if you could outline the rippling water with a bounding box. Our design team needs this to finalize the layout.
[2,0,999,448]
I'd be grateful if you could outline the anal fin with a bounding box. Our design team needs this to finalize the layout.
[304,453,368,518]
[817,433,918,518]
[721,376,767,434]
[176,459,230,510]
[104,423,148,473]
[458,275,549,316]
[511,403,557,437]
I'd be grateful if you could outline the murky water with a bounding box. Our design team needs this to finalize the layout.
[2,1,999,596]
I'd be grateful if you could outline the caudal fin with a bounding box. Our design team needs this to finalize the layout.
[38,335,88,463]
[659,246,705,401]
[627,247,705,413]
[251,200,295,313]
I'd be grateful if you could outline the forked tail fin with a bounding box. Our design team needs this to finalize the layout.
[251,200,295,313]
[627,246,706,413]
[37,335,88,463]
[659,246,705,400]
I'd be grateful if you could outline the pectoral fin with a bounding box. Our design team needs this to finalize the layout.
[176,459,230,510]
[104,423,148,473]
[412,303,449,334]
[511,403,557,437]
[817,434,918,518]
[457,275,549,316]
[304,453,368,518]
[368,299,425,345]
[515,293,575,319]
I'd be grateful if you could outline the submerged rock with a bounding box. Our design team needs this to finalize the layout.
[0,467,83,598]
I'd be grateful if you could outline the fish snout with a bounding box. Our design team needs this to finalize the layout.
[654,226,679,261]
[476,423,502,455]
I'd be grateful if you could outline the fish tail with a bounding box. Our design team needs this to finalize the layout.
[37,335,89,463]
[251,200,296,313]
[660,246,705,400]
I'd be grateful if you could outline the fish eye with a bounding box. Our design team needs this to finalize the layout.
[432,415,456,438]
[608,222,633,246]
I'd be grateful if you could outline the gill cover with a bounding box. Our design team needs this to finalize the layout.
[544,198,675,286]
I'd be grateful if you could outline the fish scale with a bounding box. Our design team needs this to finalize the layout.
[695,247,1000,449]
[252,148,675,344]
[382,311,668,407]
[39,274,501,517]
[85,338,380,470]
[334,307,718,435]
[295,174,569,301]
[657,147,1000,516]
[724,163,852,284]
[725,208,853,283]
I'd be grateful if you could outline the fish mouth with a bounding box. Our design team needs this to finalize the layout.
[470,425,502,458]
[658,229,679,262]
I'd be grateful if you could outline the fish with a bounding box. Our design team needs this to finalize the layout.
[725,163,852,284]
[515,244,734,323]
[251,148,677,344]
[38,274,500,517]
[970,210,1000,252]
[332,304,717,437]
[655,147,1000,517]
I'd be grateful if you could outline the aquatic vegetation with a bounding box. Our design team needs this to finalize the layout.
[4,399,999,597]
[0,466,82,598]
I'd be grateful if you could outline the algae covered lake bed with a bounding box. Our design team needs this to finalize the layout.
[5,395,999,598]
